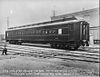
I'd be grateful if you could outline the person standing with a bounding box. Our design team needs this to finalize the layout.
[2,44,7,55]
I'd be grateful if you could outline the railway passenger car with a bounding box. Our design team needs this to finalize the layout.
[5,17,89,50]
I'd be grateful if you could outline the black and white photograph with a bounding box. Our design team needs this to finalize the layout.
[0,0,99,77]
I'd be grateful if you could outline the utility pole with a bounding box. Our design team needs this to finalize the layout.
[5,10,12,43]
[6,10,13,29]
[7,16,9,29]
[53,10,56,17]
[82,8,85,11]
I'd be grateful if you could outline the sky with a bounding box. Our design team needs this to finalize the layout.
[0,0,99,34]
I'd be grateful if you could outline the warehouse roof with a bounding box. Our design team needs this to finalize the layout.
[51,7,99,21]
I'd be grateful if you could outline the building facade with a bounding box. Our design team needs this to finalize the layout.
[51,7,100,44]
[0,34,4,41]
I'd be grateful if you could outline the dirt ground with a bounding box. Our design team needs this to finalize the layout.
[0,53,99,77]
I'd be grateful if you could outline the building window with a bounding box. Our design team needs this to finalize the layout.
[42,30,46,34]
[58,29,62,34]
[62,28,68,34]
[69,24,74,31]
[48,29,57,34]
[45,30,48,34]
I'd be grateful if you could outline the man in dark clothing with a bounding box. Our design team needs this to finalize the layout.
[2,45,7,55]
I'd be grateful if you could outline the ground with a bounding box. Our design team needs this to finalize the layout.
[0,54,99,77]
[0,42,99,77]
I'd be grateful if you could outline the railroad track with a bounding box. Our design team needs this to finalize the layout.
[0,43,99,63]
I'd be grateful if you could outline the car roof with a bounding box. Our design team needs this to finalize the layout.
[7,19,84,31]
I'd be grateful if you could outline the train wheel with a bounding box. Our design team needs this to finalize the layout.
[56,44,59,48]
[66,45,79,50]
[50,44,56,48]
[59,44,66,49]
[9,41,16,44]
[66,45,71,50]
[18,42,22,45]
[71,45,80,50]
[59,44,63,49]
[50,44,53,48]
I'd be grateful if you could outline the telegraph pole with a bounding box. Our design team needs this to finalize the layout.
[7,16,9,29]
[7,10,12,29]
[53,10,56,17]
[5,10,12,43]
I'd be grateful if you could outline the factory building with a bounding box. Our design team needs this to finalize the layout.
[51,7,99,44]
